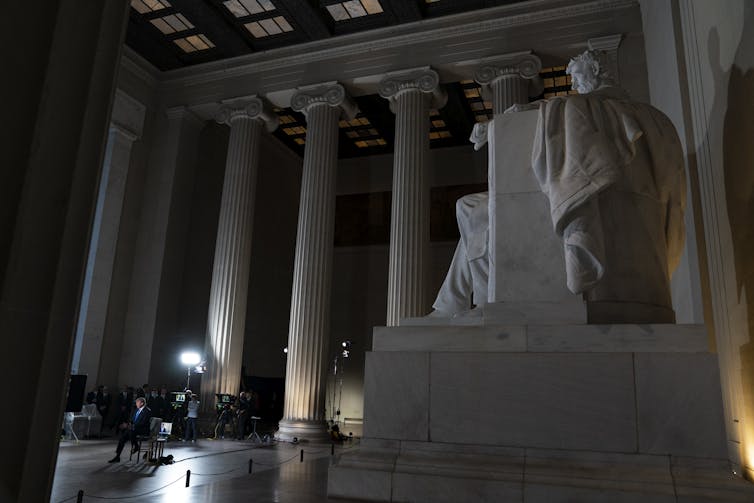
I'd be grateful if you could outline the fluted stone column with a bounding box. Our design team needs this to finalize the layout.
[380,68,447,326]
[71,91,145,386]
[278,84,357,441]
[474,51,543,113]
[0,2,129,500]
[201,97,278,414]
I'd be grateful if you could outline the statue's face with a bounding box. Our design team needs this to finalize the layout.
[568,60,597,94]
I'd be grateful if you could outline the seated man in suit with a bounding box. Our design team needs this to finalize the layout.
[108,396,152,463]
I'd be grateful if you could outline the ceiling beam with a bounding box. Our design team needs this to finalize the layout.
[380,0,423,25]
[278,0,332,40]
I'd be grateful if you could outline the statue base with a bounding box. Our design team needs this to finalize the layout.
[327,323,748,502]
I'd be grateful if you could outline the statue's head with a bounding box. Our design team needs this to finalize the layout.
[566,50,612,94]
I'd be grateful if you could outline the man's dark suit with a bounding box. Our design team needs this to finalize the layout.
[114,406,152,458]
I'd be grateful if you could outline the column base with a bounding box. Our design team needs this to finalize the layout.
[276,419,330,443]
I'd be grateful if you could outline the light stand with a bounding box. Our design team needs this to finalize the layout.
[329,341,352,426]
[180,352,201,391]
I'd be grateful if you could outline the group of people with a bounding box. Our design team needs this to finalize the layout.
[86,383,174,434]
[213,390,261,440]
[103,386,265,462]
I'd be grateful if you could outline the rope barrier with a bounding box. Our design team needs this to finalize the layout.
[251,451,301,467]
[190,467,241,476]
[301,447,330,455]
[62,473,187,501]
[57,436,355,502]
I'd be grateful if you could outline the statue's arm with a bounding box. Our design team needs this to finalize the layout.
[469,122,489,151]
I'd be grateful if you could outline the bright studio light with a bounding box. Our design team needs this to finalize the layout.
[181,352,201,366]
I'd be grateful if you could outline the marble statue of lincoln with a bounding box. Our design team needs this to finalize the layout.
[431,49,686,322]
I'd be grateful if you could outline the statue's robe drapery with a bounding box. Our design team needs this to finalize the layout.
[432,192,489,314]
[532,87,686,297]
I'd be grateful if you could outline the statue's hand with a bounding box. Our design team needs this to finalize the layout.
[469,122,489,151]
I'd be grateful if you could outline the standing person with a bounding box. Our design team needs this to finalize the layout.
[85,387,97,405]
[113,386,133,431]
[154,387,169,420]
[236,392,250,440]
[214,404,231,439]
[95,386,111,433]
[184,393,199,442]
[108,397,151,463]
[136,384,148,399]
[146,387,158,412]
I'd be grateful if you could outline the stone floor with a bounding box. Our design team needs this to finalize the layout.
[51,435,364,503]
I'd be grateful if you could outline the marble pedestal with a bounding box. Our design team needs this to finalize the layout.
[327,324,750,502]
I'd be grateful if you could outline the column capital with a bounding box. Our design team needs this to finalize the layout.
[587,34,623,85]
[215,96,279,132]
[473,51,542,85]
[108,123,139,142]
[111,90,145,140]
[291,82,358,120]
[588,33,623,52]
[378,67,447,111]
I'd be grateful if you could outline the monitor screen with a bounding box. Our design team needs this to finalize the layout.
[159,422,172,435]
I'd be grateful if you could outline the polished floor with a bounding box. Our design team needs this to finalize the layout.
[51,435,364,503]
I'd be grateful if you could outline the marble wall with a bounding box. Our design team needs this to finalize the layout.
[641,0,754,478]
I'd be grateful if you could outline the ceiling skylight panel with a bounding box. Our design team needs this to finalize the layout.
[326,0,383,21]
[244,15,294,38]
[131,0,171,14]
[343,0,367,17]
[150,13,194,34]
[326,4,349,21]
[173,34,215,53]
[223,0,276,18]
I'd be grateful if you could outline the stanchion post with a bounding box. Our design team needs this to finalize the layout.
[248,458,253,474]
[300,449,304,462]
[186,469,191,487]
[77,489,84,502]
[331,443,335,456]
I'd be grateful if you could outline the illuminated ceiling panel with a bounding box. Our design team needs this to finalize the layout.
[223,0,276,18]
[428,109,452,141]
[245,16,294,37]
[541,65,578,98]
[130,0,171,14]
[149,13,194,34]
[339,114,388,149]
[326,0,383,21]
[173,34,216,53]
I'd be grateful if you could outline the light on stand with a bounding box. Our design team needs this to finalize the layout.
[329,341,353,425]
[341,340,352,358]
[180,351,201,390]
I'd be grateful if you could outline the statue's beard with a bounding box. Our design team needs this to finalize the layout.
[573,79,596,94]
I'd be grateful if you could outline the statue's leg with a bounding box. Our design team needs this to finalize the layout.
[430,192,490,316]
[469,255,489,308]
[432,240,473,315]
[459,193,489,308]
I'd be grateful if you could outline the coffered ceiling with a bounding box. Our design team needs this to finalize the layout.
[126,0,527,71]
[125,0,626,157]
